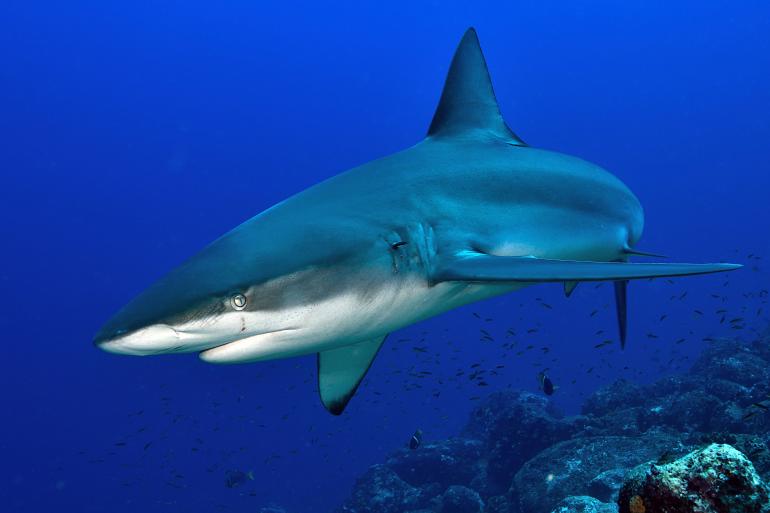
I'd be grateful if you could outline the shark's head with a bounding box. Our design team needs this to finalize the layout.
[94,276,255,357]
[94,230,268,356]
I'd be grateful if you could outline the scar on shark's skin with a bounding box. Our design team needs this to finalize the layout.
[95,28,741,416]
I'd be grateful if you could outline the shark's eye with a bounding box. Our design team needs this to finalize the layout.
[231,293,247,310]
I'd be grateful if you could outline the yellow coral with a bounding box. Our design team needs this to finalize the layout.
[629,495,645,513]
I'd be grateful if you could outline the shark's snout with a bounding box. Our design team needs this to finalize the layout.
[94,324,182,356]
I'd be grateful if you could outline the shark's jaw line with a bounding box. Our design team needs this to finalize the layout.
[98,315,298,357]
[95,28,741,415]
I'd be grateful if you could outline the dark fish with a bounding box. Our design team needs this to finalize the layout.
[537,371,555,396]
[224,470,254,489]
[409,429,423,450]
[743,411,759,421]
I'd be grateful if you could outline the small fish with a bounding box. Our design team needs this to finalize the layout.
[409,429,423,450]
[224,470,254,489]
[743,411,759,421]
[537,371,556,396]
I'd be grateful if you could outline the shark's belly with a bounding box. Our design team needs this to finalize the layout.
[199,275,526,364]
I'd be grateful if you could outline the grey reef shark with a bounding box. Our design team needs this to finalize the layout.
[95,28,741,415]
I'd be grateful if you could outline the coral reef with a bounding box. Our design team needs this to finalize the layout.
[334,337,770,513]
[617,444,770,513]
[549,496,617,513]
[511,432,682,513]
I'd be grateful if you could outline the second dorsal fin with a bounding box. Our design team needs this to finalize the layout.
[427,28,524,144]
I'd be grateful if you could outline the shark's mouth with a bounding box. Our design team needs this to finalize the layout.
[198,328,301,364]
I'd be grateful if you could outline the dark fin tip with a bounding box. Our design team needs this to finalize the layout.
[326,399,348,416]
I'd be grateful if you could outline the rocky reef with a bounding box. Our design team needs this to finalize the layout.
[333,337,770,513]
[618,443,770,513]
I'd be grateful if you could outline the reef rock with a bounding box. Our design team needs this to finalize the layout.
[549,495,618,513]
[433,485,484,513]
[485,494,513,513]
[587,468,627,503]
[333,336,770,513]
[386,438,484,490]
[690,338,770,388]
[582,380,645,418]
[464,390,582,494]
[512,431,685,513]
[687,432,770,482]
[617,443,770,513]
[334,464,436,513]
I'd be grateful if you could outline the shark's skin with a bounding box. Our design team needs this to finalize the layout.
[95,29,740,414]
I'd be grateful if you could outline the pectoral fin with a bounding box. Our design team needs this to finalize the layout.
[433,254,741,283]
[318,335,387,415]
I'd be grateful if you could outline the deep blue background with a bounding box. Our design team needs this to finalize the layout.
[1,1,769,512]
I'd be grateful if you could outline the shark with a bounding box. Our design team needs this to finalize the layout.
[95,28,741,415]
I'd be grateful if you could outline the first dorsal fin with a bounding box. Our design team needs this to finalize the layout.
[428,28,524,144]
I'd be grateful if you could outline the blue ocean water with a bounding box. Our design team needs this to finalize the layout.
[1,1,768,512]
